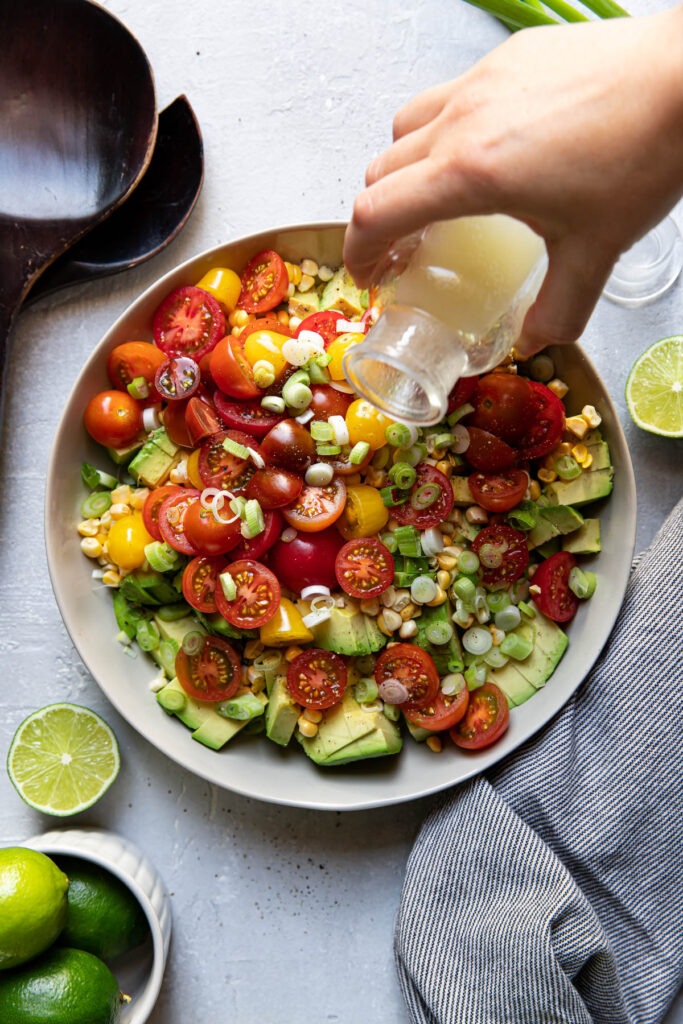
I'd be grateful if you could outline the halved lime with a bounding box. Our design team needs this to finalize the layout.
[626,335,683,437]
[7,704,120,816]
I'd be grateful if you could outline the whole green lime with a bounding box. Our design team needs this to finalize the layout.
[0,946,121,1024]
[55,857,148,961]
[0,848,69,970]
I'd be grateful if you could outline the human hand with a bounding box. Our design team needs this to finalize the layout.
[343,7,683,356]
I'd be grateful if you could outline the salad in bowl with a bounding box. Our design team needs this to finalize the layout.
[74,242,614,771]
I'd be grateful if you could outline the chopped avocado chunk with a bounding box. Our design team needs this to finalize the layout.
[289,290,320,318]
[153,613,203,647]
[545,467,614,507]
[322,715,402,765]
[195,610,247,641]
[450,476,474,507]
[489,663,537,707]
[528,505,584,548]
[265,675,300,747]
[119,569,181,607]
[148,427,177,457]
[310,599,386,657]
[319,268,365,318]
[299,689,401,765]
[494,609,567,690]
[156,678,266,749]
[536,537,561,558]
[106,437,145,464]
[129,428,179,487]
[562,518,601,554]
[414,602,464,675]
[404,714,430,743]
[585,441,611,471]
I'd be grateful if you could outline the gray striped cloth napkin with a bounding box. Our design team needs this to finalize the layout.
[396,498,683,1024]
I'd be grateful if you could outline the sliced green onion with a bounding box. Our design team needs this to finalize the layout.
[288,368,311,387]
[157,638,179,676]
[218,692,265,721]
[244,499,265,537]
[500,631,534,661]
[252,360,276,388]
[372,446,391,470]
[315,350,332,367]
[457,550,480,574]
[136,619,160,652]
[156,602,192,622]
[305,462,334,486]
[261,395,286,414]
[411,483,439,510]
[425,621,454,646]
[80,491,112,518]
[127,376,150,400]
[144,541,181,573]
[495,605,522,632]
[518,600,536,618]
[379,531,397,554]
[385,422,413,447]
[282,380,312,411]
[349,441,370,465]
[507,505,537,532]
[81,462,117,490]
[452,576,476,605]
[380,486,408,507]
[394,443,427,467]
[230,496,247,518]
[383,702,400,721]
[395,525,422,558]
[355,677,379,704]
[223,437,250,460]
[465,663,487,690]
[182,630,205,656]
[529,355,554,382]
[486,591,510,614]
[307,361,329,384]
[555,455,582,481]
[311,420,334,442]
[477,542,503,569]
[219,572,237,601]
[568,567,597,599]
[316,444,341,456]
[474,587,490,624]
[453,598,473,628]
[447,403,475,426]
[158,687,186,713]
[388,462,417,490]
[462,626,493,655]
[484,647,509,669]
[431,432,454,453]
[410,575,437,604]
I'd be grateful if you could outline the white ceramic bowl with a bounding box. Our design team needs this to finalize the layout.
[44,221,637,811]
[26,827,171,1024]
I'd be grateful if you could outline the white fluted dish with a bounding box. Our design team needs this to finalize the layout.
[26,827,171,1024]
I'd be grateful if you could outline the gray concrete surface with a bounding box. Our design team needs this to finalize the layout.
[0,1,681,1021]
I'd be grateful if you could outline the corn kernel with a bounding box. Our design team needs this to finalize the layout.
[380,587,397,609]
[399,619,418,639]
[102,569,121,587]
[297,715,318,738]
[538,468,557,483]
[77,519,100,537]
[566,416,589,439]
[231,325,243,336]
[96,532,108,547]
[285,261,302,286]
[111,484,133,505]
[548,378,569,399]
[285,645,303,662]
[529,583,542,597]
[303,708,323,723]
[246,665,263,684]
[435,459,452,477]
[466,505,488,524]
[130,488,150,510]
[571,444,588,463]
[400,602,417,621]
[490,626,505,646]
[391,590,412,612]
[437,570,451,590]
[581,452,593,469]
[426,735,442,753]
[250,675,266,695]
[543,455,556,472]
[427,586,447,608]
[229,309,250,328]
[379,609,402,632]
[109,503,131,520]
[298,274,315,293]
[100,509,112,528]
[529,480,541,501]
[317,264,334,282]
[436,553,458,571]
[553,442,572,458]
[581,404,602,428]
[244,639,265,660]
[360,597,380,616]
[288,316,302,330]
[300,258,319,277]
[80,537,103,558]
[286,282,295,299]
[276,310,290,327]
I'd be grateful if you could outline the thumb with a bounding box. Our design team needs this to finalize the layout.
[516,237,616,359]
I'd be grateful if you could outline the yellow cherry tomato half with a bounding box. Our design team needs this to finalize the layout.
[195,267,242,312]
[326,333,363,381]
[345,399,393,450]
[337,484,389,540]
[186,449,204,489]
[243,330,289,377]
[107,514,154,571]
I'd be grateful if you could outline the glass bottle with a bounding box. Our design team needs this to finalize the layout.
[343,214,547,425]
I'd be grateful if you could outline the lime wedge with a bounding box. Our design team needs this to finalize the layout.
[626,335,683,437]
[7,704,120,816]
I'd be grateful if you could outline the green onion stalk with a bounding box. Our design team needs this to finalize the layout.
[463,0,628,32]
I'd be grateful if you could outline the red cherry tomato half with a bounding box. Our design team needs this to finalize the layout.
[515,381,566,460]
[465,427,516,472]
[392,464,454,530]
[185,397,223,447]
[404,686,469,732]
[232,510,282,561]
[268,527,343,593]
[214,393,285,439]
[245,467,303,510]
[468,469,529,513]
[335,537,394,599]
[198,430,259,493]
[153,285,225,361]
[239,250,289,314]
[182,500,243,557]
[450,682,509,750]
[471,523,529,586]
[182,555,227,613]
[308,384,353,421]
[260,419,315,471]
[214,558,280,628]
[282,478,347,533]
[286,649,348,710]
[142,484,183,542]
[157,489,201,555]
[154,356,200,402]
[446,375,478,415]
[470,374,537,443]
[374,643,440,711]
[175,634,240,703]
[107,341,167,393]
[209,337,262,400]
[295,311,343,348]
[84,390,143,448]
[531,551,579,622]
[162,400,193,447]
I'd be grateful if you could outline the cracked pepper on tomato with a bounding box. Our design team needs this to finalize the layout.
[78,249,608,766]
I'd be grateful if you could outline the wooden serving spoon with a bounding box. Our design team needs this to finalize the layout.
[0,0,157,417]
[27,95,204,305]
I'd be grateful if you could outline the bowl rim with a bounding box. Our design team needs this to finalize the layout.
[44,221,637,811]
[26,827,166,1024]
